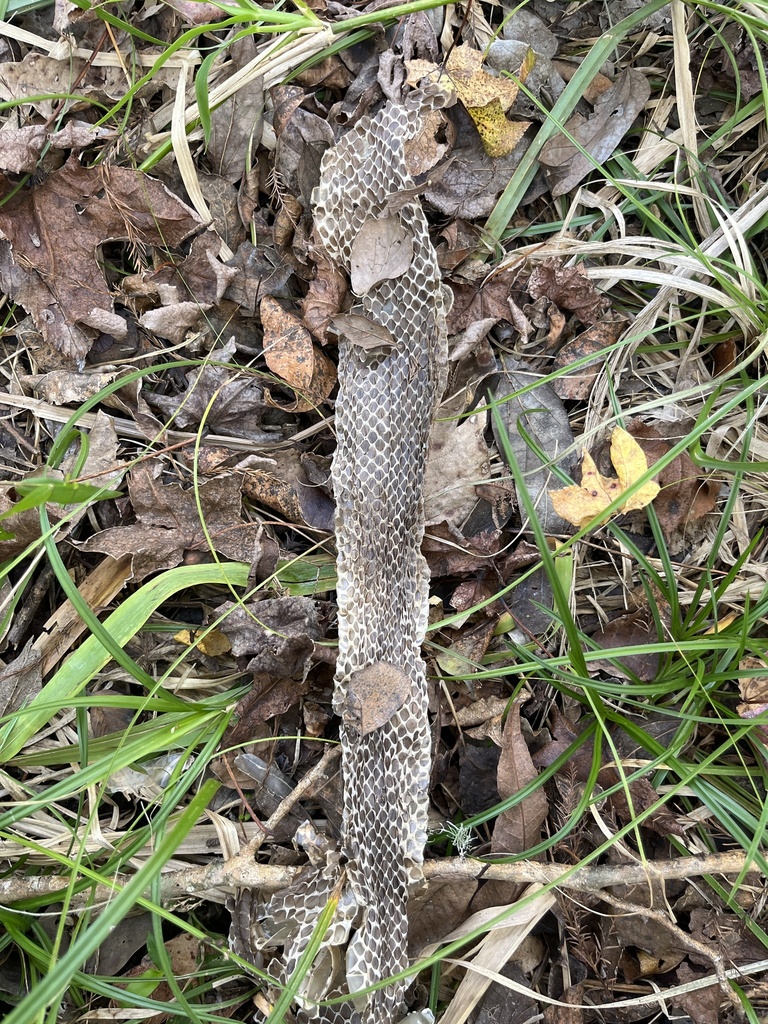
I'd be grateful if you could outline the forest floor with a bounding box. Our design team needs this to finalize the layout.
[1,1,768,1022]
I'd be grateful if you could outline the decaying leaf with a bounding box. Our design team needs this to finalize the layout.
[329,312,397,352]
[624,419,719,537]
[407,44,532,157]
[261,296,337,412]
[552,317,626,401]
[527,259,609,326]
[539,69,651,196]
[0,161,200,363]
[80,462,260,580]
[550,427,660,529]
[218,596,326,679]
[145,339,273,442]
[424,411,490,528]
[493,358,578,535]
[0,125,46,174]
[344,661,412,735]
[492,704,548,855]
[350,214,414,293]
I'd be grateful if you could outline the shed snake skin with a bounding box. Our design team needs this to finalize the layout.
[234,89,448,1024]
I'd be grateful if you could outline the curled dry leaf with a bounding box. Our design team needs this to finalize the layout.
[301,247,348,341]
[550,427,660,529]
[527,258,609,326]
[260,295,337,412]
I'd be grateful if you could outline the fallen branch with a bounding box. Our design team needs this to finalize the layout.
[1,847,761,907]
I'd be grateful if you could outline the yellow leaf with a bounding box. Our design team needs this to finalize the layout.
[609,427,660,512]
[549,427,659,529]
[466,101,530,158]
[405,44,532,158]
[174,627,231,657]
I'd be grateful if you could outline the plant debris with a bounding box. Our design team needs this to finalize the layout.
[2,0,768,1021]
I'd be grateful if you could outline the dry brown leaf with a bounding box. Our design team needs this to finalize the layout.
[241,450,334,532]
[492,704,548,855]
[552,318,626,401]
[539,69,651,196]
[218,596,326,679]
[589,607,662,682]
[80,462,259,580]
[527,259,609,325]
[329,312,397,352]
[344,662,412,735]
[625,420,719,536]
[261,295,337,412]
[0,161,200,363]
[0,125,46,173]
[301,248,348,341]
[436,619,496,679]
[349,214,414,293]
[550,427,660,529]
[424,410,490,527]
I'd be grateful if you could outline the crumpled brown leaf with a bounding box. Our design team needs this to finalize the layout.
[218,596,327,679]
[540,69,651,197]
[241,450,335,532]
[0,160,200,363]
[0,125,47,173]
[80,461,260,580]
[527,259,609,326]
[145,339,273,442]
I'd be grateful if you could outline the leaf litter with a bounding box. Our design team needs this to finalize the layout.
[1,1,768,1022]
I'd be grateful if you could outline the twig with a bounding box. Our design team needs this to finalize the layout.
[1,845,761,908]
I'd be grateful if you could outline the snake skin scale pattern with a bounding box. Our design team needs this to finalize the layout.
[233,92,448,1024]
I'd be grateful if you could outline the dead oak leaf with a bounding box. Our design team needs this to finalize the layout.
[80,462,258,580]
[527,258,609,326]
[145,339,272,443]
[407,44,532,158]
[550,427,660,529]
